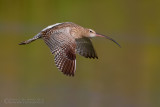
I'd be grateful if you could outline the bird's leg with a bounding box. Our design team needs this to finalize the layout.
[19,33,41,45]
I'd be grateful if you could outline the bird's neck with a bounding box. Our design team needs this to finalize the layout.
[70,27,86,39]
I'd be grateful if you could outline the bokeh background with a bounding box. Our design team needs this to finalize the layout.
[0,0,160,107]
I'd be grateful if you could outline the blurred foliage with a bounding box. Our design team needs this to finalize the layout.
[0,0,160,107]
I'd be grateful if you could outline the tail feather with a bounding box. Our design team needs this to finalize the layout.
[19,33,41,45]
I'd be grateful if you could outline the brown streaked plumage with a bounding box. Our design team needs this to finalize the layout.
[19,22,121,76]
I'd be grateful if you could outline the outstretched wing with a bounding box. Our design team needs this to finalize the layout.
[43,30,76,76]
[76,37,98,59]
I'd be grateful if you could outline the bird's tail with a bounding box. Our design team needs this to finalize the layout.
[19,33,41,45]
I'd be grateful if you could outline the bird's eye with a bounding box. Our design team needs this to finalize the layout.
[89,30,93,33]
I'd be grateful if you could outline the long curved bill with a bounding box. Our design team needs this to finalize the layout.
[96,33,121,48]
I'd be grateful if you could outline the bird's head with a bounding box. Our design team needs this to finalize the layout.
[86,29,97,37]
[85,28,121,47]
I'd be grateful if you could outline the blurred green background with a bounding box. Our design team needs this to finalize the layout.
[0,0,160,107]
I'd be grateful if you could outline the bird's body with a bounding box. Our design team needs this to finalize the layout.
[19,22,120,76]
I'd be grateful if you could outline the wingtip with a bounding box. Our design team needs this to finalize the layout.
[63,72,75,77]
[71,73,75,77]
[96,56,98,59]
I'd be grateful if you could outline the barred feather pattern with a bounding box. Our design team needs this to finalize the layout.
[43,29,76,76]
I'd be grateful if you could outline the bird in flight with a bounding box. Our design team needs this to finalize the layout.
[19,22,120,76]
